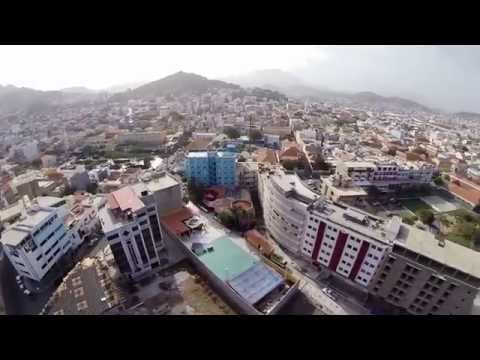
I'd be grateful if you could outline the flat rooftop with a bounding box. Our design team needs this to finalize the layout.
[268,169,319,203]
[341,161,376,169]
[187,151,236,159]
[133,174,180,194]
[399,226,480,279]
[197,236,257,282]
[1,227,29,247]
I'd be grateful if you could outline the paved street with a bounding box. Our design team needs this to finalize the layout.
[0,256,53,315]
[0,237,109,315]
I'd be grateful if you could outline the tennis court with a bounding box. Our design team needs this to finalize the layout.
[400,198,435,214]
[198,236,257,281]
[420,195,458,213]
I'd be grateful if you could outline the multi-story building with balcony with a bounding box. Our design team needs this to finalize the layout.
[99,186,165,280]
[258,166,480,314]
[1,196,72,282]
[369,231,480,315]
[185,151,237,189]
[334,160,435,192]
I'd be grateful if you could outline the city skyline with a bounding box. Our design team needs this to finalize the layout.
[1,45,480,112]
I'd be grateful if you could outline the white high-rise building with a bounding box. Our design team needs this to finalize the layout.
[1,196,72,282]
[99,186,165,280]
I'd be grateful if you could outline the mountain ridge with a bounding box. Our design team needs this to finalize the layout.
[110,71,241,102]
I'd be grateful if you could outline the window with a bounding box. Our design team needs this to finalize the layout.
[139,220,147,226]
[36,254,43,261]
[347,245,352,249]
[107,234,119,241]
[447,284,456,291]
[132,226,138,231]
[419,291,426,297]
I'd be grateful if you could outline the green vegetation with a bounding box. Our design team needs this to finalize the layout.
[401,214,418,225]
[473,203,480,214]
[401,198,434,215]
[249,129,263,142]
[433,176,445,187]
[439,209,480,249]
[187,181,204,204]
[224,127,240,139]
[312,154,331,171]
[218,207,256,232]
[86,182,98,194]
[218,209,236,229]
[282,159,302,171]
[417,209,435,225]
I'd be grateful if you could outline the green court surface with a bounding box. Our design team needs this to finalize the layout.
[400,198,435,214]
[198,236,257,281]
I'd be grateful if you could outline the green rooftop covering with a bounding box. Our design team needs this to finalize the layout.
[198,236,257,281]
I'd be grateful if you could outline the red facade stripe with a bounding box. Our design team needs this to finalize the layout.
[328,231,349,271]
[311,221,326,261]
[348,241,370,281]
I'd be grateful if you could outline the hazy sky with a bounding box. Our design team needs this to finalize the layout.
[0,45,478,112]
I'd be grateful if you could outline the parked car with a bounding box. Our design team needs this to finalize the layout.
[23,289,31,296]
[322,287,337,301]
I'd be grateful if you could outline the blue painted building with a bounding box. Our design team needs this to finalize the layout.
[185,151,237,189]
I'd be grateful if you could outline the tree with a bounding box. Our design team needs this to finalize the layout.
[418,209,435,225]
[433,176,445,187]
[143,156,153,169]
[312,154,331,171]
[472,229,480,249]
[282,159,299,171]
[233,207,256,231]
[237,156,246,162]
[386,148,396,156]
[218,209,236,229]
[473,203,480,214]
[62,184,74,197]
[86,182,98,195]
[187,180,204,204]
[249,129,263,143]
[31,158,42,169]
[224,127,240,139]
[402,216,415,225]
[444,174,450,182]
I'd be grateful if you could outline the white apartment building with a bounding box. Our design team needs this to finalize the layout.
[1,196,73,282]
[237,162,259,191]
[258,166,404,288]
[335,160,435,191]
[99,186,165,280]
[65,194,105,249]
[258,165,320,253]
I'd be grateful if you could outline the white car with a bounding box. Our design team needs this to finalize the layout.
[322,287,337,301]
[23,289,31,296]
[16,275,22,283]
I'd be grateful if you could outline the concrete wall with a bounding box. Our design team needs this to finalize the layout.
[268,281,300,315]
